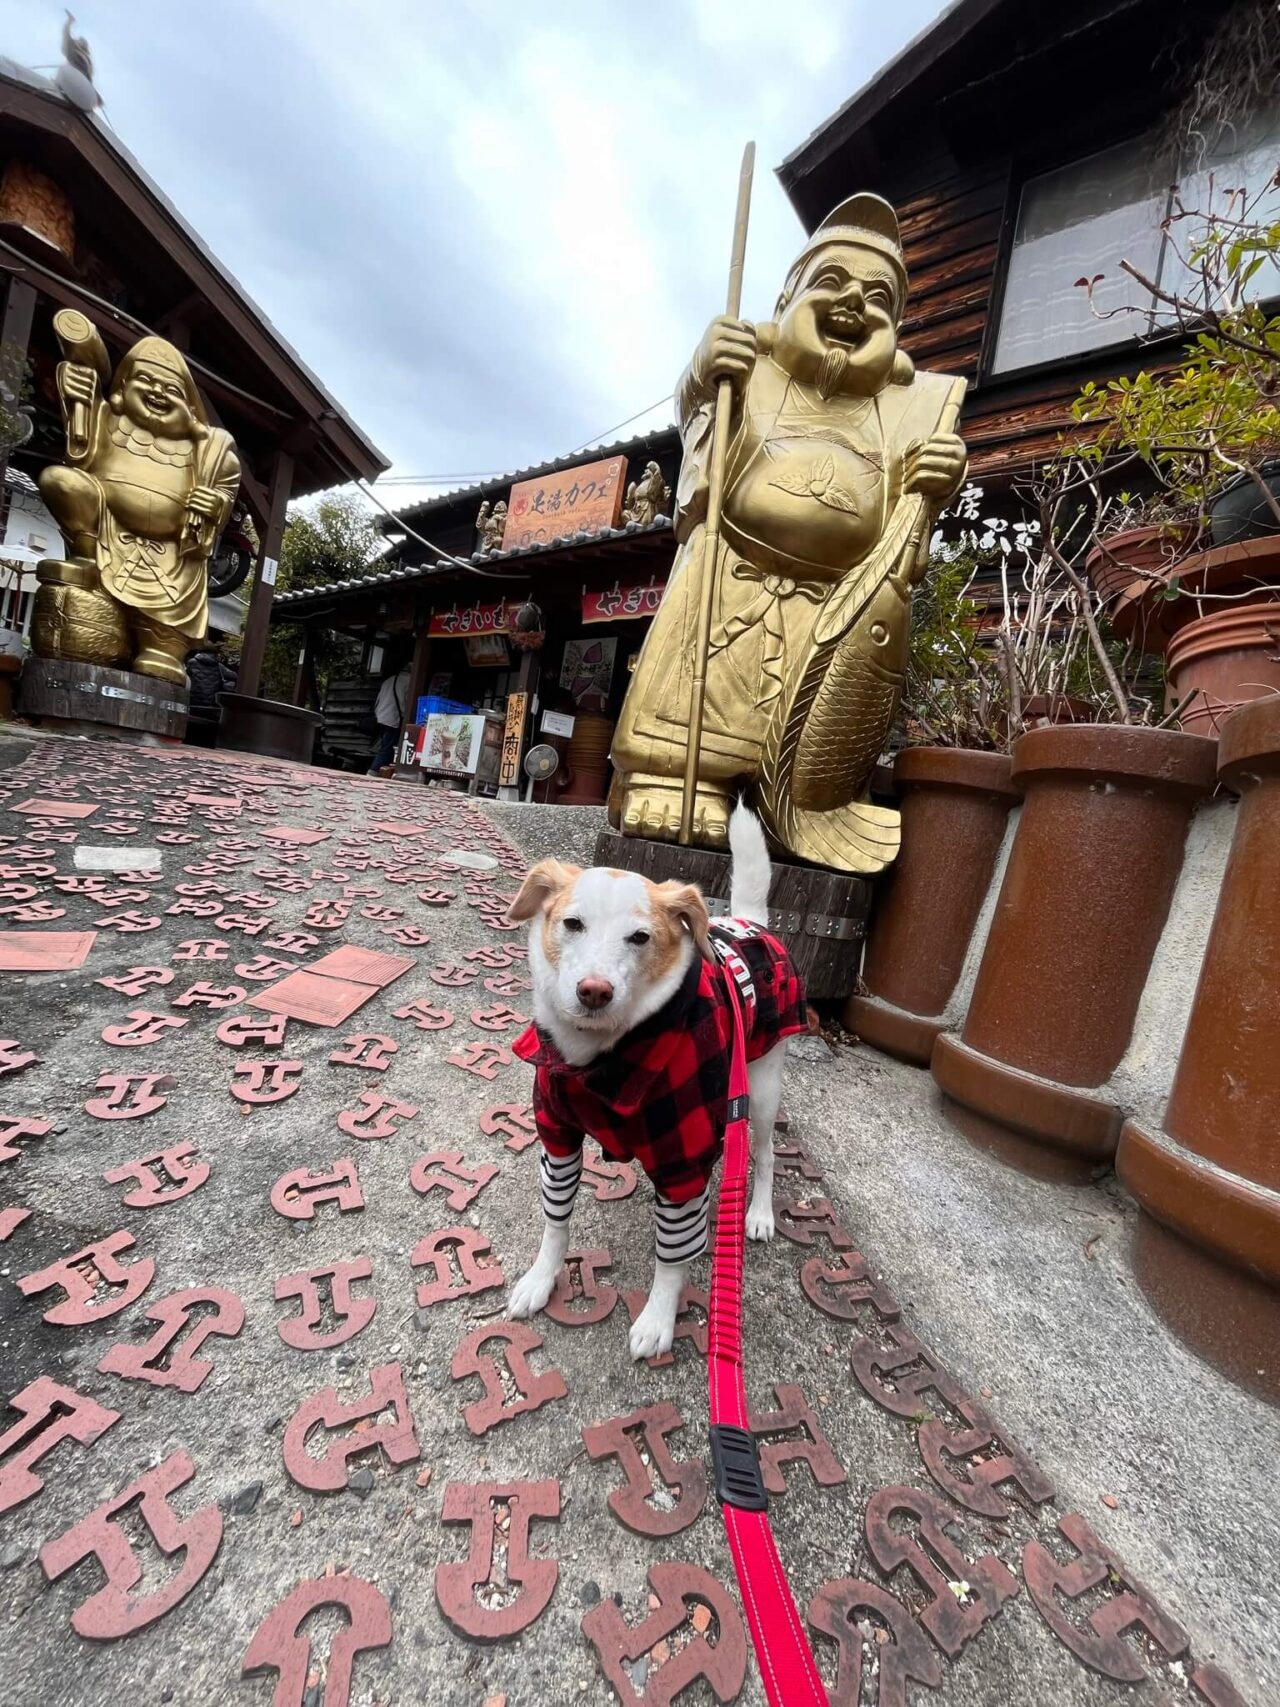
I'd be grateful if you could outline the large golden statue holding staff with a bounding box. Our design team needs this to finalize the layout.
[610,165,968,875]
[34,310,240,685]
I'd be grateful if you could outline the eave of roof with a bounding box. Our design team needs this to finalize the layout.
[385,422,680,529]
[276,515,675,615]
[776,0,1002,192]
[0,58,389,480]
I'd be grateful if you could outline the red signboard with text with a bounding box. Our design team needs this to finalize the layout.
[428,600,518,638]
[582,579,667,624]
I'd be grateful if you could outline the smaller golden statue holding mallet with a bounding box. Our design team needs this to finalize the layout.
[34,310,240,685]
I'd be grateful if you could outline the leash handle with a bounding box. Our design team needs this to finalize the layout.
[709,958,830,1707]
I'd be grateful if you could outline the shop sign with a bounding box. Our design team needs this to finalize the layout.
[428,599,518,638]
[503,456,625,550]
[582,578,666,623]
[499,692,528,787]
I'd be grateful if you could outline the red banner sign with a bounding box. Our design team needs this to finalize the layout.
[582,580,667,624]
[428,600,518,638]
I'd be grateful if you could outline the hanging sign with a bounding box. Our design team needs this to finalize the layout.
[502,455,626,550]
[428,599,519,638]
[582,578,667,623]
[499,692,528,787]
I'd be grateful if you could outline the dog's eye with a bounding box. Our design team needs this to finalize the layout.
[627,930,650,947]
[563,917,585,933]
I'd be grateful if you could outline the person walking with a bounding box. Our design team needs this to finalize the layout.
[368,661,411,774]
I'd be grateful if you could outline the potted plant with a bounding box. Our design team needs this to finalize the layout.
[930,458,1218,1158]
[845,502,1023,1066]
[1074,177,1280,735]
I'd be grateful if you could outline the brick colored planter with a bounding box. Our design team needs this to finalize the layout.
[1118,696,1280,1284]
[932,724,1217,1156]
[845,747,1018,1065]
[1085,524,1191,604]
[1165,601,1280,738]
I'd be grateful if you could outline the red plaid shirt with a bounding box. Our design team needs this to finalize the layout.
[512,922,807,1202]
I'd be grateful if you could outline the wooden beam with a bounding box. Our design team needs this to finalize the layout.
[235,447,294,699]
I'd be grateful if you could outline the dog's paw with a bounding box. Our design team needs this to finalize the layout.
[507,1263,557,1320]
[746,1199,775,1242]
[628,1300,676,1361]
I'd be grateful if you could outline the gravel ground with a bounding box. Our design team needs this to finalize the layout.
[0,728,1272,1707]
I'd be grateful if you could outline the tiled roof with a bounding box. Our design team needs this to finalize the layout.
[274,515,674,612]
[385,422,680,527]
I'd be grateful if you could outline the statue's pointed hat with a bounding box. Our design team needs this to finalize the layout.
[797,192,908,311]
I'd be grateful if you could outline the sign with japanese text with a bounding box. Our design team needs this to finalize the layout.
[502,456,625,550]
[428,600,519,639]
[499,693,528,787]
[581,578,667,623]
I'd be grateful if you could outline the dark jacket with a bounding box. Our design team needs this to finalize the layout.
[187,650,235,710]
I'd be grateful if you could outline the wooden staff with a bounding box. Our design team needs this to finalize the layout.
[679,141,755,846]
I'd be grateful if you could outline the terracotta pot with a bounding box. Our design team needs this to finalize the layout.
[1020,693,1095,728]
[845,747,1019,1065]
[1165,601,1280,737]
[931,724,1217,1156]
[1085,524,1191,604]
[557,712,615,805]
[1110,535,1280,651]
[1118,696,1280,1284]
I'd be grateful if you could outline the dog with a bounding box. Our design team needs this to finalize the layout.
[504,804,808,1359]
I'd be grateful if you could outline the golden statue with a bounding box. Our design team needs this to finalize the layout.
[34,310,240,685]
[622,460,671,528]
[476,498,508,553]
[610,192,967,874]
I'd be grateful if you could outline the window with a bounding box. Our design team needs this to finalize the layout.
[991,103,1280,375]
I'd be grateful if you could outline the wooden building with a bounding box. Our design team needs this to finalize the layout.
[778,0,1277,487]
[0,54,387,693]
[271,425,681,793]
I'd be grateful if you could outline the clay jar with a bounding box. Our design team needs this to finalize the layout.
[845,747,1018,1064]
[1118,696,1280,1284]
[1165,602,1280,738]
[1085,524,1191,604]
[932,724,1217,1156]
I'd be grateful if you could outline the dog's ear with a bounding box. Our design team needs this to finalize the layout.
[654,880,711,960]
[506,859,581,923]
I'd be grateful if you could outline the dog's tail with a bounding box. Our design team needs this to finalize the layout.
[728,802,771,925]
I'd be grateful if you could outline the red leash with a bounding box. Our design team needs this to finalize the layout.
[708,957,830,1707]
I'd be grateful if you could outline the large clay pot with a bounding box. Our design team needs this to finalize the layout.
[557,711,615,806]
[932,724,1217,1156]
[1085,524,1192,604]
[216,692,321,763]
[1117,696,1280,1284]
[845,747,1018,1064]
[1165,601,1280,738]
[1110,535,1280,651]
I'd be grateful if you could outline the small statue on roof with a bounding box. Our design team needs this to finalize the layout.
[621,460,671,529]
[475,498,508,553]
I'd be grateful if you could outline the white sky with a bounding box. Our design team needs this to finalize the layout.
[1,1,950,503]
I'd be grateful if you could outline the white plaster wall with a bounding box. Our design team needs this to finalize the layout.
[940,802,1021,1027]
[1105,792,1238,1125]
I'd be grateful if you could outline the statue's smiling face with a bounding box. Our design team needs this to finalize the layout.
[774,243,901,397]
[124,361,195,434]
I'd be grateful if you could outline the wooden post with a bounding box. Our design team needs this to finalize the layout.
[0,278,36,490]
[291,625,312,707]
[235,447,294,699]
[407,620,432,713]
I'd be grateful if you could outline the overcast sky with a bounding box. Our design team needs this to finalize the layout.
[2,0,948,500]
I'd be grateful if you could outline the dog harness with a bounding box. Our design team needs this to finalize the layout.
[512,921,807,1257]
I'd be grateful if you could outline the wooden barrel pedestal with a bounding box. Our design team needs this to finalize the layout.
[18,656,188,739]
[593,829,869,1000]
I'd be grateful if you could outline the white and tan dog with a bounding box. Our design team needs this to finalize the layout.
[505,805,794,1359]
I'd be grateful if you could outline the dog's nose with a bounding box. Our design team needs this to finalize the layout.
[576,977,614,1010]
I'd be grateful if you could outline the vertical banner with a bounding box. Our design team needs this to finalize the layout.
[499,692,528,787]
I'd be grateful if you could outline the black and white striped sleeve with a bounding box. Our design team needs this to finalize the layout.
[653,1184,710,1264]
[540,1145,583,1225]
